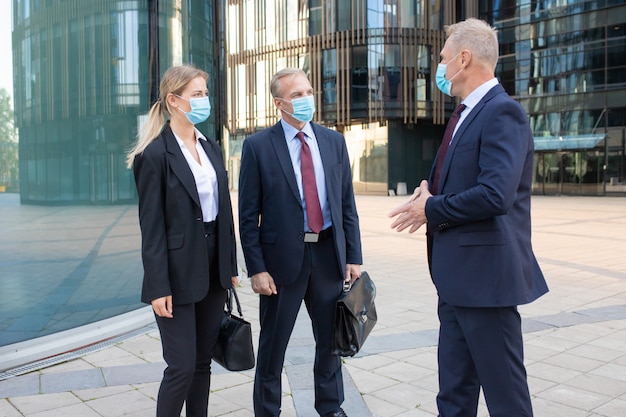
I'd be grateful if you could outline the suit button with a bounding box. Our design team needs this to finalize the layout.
[197,217,202,221]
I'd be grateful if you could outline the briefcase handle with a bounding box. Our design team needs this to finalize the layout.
[342,274,361,293]
[225,287,245,318]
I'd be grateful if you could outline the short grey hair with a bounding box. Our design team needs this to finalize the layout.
[270,68,307,98]
[445,18,499,71]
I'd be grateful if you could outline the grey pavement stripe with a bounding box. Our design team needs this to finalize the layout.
[538,257,626,281]
[287,365,372,417]
[358,304,626,357]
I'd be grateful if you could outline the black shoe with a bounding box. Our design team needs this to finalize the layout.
[325,408,347,417]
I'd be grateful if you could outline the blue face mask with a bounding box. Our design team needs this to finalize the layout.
[280,95,315,123]
[436,53,463,97]
[176,95,211,124]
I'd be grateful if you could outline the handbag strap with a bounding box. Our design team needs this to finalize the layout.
[226,287,245,318]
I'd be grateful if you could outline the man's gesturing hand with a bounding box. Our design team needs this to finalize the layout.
[388,180,432,233]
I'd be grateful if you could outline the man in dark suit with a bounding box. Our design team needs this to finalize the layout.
[388,18,548,417]
[239,68,362,417]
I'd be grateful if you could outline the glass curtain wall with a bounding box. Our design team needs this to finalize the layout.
[2,0,220,348]
[226,0,459,194]
[481,0,626,195]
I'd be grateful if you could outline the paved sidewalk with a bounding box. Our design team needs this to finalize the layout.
[1,195,626,416]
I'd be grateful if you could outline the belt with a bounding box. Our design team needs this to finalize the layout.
[304,227,333,243]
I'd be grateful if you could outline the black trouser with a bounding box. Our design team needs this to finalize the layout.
[253,237,345,417]
[155,223,227,417]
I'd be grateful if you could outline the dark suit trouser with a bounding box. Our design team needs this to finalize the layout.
[154,229,227,417]
[436,300,533,417]
[253,238,344,417]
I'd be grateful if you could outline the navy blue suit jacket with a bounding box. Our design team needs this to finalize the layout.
[238,121,362,285]
[133,123,238,305]
[425,84,548,307]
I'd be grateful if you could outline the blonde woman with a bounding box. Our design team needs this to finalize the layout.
[127,65,238,417]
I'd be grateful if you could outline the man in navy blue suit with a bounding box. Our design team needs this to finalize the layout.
[239,68,362,417]
[389,18,548,417]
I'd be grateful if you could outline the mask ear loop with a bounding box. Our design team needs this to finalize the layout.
[447,51,466,83]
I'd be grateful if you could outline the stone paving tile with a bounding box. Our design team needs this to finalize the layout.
[83,389,155,417]
[102,362,164,386]
[73,384,140,401]
[0,373,40,398]
[590,362,626,383]
[369,383,433,411]
[362,393,411,417]
[40,368,104,393]
[133,381,160,401]
[563,373,626,398]
[541,351,605,373]
[343,368,398,394]
[526,361,582,384]
[9,391,82,415]
[369,360,434,385]
[594,399,626,417]
[38,357,96,375]
[81,345,149,368]
[27,402,103,417]
[531,397,593,417]
[0,399,22,417]
[536,384,612,411]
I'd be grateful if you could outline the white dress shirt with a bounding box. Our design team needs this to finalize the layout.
[280,119,332,232]
[173,129,219,222]
[453,78,500,141]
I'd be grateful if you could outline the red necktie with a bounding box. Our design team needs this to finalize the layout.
[432,103,466,195]
[296,132,324,233]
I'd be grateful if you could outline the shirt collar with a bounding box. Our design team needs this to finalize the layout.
[280,119,315,141]
[461,78,499,110]
[172,127,207,148]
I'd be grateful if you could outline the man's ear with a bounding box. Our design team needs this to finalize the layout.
[461,49,472,67]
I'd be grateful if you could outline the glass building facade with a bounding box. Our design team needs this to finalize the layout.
[225,0,625,196]
[482,0,626,196]
[225,0,475,195]
[2,0,223,349]
[13,0,223,204]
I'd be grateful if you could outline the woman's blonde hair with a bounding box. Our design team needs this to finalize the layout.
[126,65,209,168]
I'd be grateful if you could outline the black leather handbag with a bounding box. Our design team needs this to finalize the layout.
[213,287,255,371]
[331,271,377,357]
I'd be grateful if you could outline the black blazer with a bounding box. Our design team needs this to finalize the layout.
[134,123,237,305]
[238,121,362,285]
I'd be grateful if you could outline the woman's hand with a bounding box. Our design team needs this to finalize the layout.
[152,295,173,318]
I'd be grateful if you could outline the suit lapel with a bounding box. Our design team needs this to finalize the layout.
[312,124,332,190]
[270,122,301,203]
[163,125,201,208]
[439,85,504,190]
[198,137,227,197]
